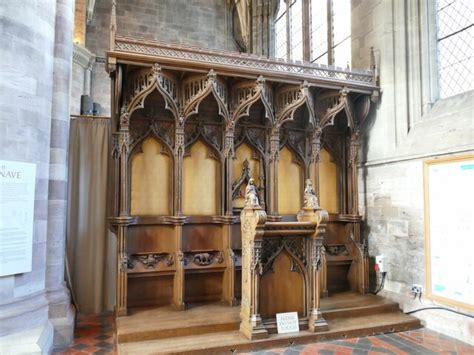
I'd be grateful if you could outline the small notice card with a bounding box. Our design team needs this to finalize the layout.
[0,160,36,277]
[276,312,299,334]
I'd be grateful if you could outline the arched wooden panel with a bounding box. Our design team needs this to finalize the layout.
[183,140,220,215]
[232,143,261,209]
[319,148,339,214]
[131,137,171,215]
[278,146,303,214]
[259,251,305,320]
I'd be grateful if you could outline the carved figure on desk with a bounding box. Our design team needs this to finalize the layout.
[245,178,260,208]
[304,179,320,209]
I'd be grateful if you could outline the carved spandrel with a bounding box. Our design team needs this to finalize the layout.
[184,122,223,152]
[260,237,307,272]
[282,129,306,162]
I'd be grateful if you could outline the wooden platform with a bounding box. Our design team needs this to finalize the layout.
[117,292,421,354]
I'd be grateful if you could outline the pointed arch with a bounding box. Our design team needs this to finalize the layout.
[276,81,315,127]
[181,70,230,123]
[260,244,308,319]
[231,76,274,125]
[315,89,346,129]
[124,64,180,120]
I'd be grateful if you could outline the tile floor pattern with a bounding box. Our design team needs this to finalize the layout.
[54,313,474,354]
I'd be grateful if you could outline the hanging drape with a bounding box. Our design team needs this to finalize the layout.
[66,117,115,314]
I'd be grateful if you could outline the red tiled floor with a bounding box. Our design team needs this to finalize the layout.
[53,313,474,354]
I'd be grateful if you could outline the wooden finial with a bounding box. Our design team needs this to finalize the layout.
[303,179,320,209]
[370,47,378,85]
[244,178,260,208]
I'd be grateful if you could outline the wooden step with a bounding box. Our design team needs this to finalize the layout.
[321,293,400,320]
[118,311,421,354]
[117,292,408,344]
[117,303,240,343]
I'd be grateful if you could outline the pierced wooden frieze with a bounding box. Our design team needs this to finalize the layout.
[184,121,223,153]
[260,236,307,273]
[281,129,306,163]
[151,120,175,148]
[183,251,225,269]
[126,252,175,273]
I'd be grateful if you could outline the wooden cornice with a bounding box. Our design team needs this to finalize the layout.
[107,35,379,95]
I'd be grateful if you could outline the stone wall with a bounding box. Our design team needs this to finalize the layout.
[0,0,74,352]
[352,0,474,344]
[82,0,236,116]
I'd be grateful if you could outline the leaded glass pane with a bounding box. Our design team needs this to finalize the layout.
[333,0,351,68]
[275,0,288,59]
[290,0,303,61]
[437,0,474,98]
[311,0,328,64]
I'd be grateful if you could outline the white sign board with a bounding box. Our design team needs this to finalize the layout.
[425,157,474,310]
[276,312,299,334]
[0,160,36,276]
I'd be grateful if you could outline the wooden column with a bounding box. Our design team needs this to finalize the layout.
[172,119,186,309]
[240,205,268,340]
[221,217,237,306]
[310,127,322,199]
[297,207,329,331]
[268,128,280,220]
[348,131,360,215]
[222,124,237,305]
[309,128,329,297]
[113,107,132,316]
[172,221,185,310]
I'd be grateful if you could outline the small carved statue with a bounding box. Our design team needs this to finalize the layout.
[304,179,320,209]
[244,178,260,208]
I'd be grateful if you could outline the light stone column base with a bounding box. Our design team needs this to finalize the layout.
[51,304,76,348]
[0,322,54,355]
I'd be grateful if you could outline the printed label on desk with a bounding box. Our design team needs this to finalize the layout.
[276,312,299,334]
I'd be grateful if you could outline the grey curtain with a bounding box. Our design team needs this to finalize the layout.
[67,117,115,314]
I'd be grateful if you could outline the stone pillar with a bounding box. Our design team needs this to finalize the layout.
[46,0,76,347]
[0,0,56,353]
[71,44,94,114]
[0,0,75,352]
